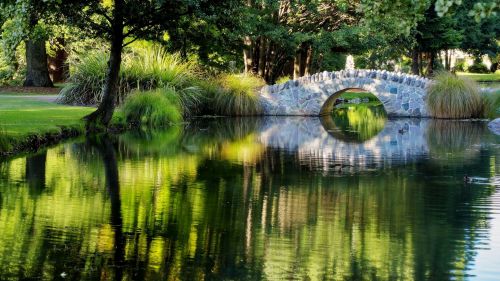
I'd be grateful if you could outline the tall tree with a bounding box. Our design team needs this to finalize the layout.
[456,0,500,60]
[240,0,430,83]
[0,0,53,87]
[52,0,216,128]
[412,3,463,76]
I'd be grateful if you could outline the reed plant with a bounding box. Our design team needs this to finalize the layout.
[426,72,483,119]
[481,90,500,119]
[121,88,182,127]
[213,74,265,116]
[58,45,200,109]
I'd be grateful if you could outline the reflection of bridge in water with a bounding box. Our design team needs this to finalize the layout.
[257,117,430,170]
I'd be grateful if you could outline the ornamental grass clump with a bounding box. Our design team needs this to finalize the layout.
[481,90,500,119]
[427,72,483,119]
[213,74,265,116]
[122,88,182,127]
[58,46,200,106]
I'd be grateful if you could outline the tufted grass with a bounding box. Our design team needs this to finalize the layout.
[213,74,265,116]
[427,72,483,119]
[58,45,201,108]
[121,88,182,127]
[481,90,500,119]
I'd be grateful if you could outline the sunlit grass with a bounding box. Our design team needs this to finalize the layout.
[213,74,265,116]
[0,96,93,137]
[58,45,201,108]
[121,88,182,127]
[456,71,500,82]
[0,96,93,153]
[427,72,483,119]
[481,90,500,119]
[275,76,291,84]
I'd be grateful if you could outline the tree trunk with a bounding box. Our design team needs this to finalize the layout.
[293,50,302,80]
[444,50,450,71]
[93,137,125,281]
[48,38,69,83]
[258,37,267,77]
[84,0,124,128]
[426,52,436,77]
[24,39,53,87]
[419,52,424,76]
[411,48,420,75]
[243,36,254,74]
[26,151,47,194]
[304,45,313,76]
[317,53,324,72]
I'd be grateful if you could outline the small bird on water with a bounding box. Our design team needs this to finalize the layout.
[464,175,471,183]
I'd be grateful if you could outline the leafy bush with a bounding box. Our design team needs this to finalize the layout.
[453,60,467,72]
[213,74,265,116]
[58,46,200,107]
[427,72,483,119]
[121,88,182,126]
[275,76,291,84]
[481,90,500,119]
[468,62,490,74]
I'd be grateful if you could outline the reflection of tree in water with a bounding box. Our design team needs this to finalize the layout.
[26,151,47,196]
[0,119,497,280]
[325,105,387,142]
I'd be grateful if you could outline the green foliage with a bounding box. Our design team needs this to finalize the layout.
[58,46,200,106]
[122,88,182,127]
[275,76,290,84]
[468,62,491,73]
[481,90,500,118]
[338,91,381,103]
[454,60,468,72]
[0,126,11,152]
[213,74,265,116]
[416,4,463,56]
[427,72,484,118]
[457,71,500,82]
[456,0,500,59]
[329,105,387,142]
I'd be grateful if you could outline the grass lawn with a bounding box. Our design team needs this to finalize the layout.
[456,71,500,82]
[338,91,380,101]
[0,95,94,152]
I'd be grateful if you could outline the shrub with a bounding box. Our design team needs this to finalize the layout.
[453,60,467,72]
[481,90,500,119]
[121,88,182,126]
[275,76,291,84]
[427,72,483,119]
[58,45,200,107]
[213,74,265,116]
[468,62,490,74]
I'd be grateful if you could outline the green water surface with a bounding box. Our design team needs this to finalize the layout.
[0,112,499,281]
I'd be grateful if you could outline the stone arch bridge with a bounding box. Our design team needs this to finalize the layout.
[259,70,431,117]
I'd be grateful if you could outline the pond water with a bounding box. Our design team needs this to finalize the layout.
[0,110,499,280]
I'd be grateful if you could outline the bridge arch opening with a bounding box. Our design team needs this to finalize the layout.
[319,88,387,116]
[319,88,388,142]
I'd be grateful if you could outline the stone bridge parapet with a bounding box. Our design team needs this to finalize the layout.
[259,69,431,117]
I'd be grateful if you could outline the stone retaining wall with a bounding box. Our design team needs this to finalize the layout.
[259,70,431,117]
